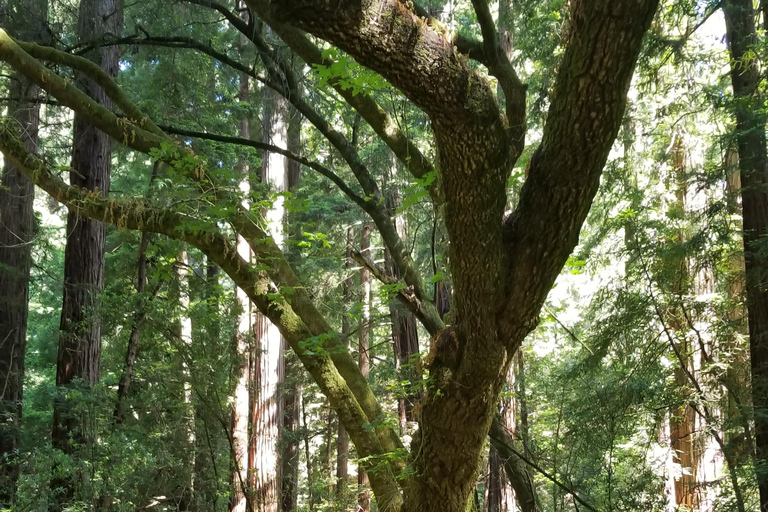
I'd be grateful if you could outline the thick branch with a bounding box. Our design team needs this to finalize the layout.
[469,0,526,151]
[500,0,660,347]
[13,38,164,136]
[0,124,405,510]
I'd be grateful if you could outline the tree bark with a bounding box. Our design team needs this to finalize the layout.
[50,0,122,507]
[723,2,768,509]
[0,0,47,503]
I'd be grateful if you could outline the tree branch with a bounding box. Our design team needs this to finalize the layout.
[0,122,405,510]
[351,248,445,335]
[159,124,368,207]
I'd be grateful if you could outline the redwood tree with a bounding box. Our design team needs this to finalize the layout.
[50,0,122,505]
[0,0,660,510]
[0,0,48,504]
[723,0,768,509]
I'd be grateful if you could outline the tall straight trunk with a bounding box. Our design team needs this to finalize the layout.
[724,147,752,459]
[279,77,302,512]
[336,227,354,498]
[666,136,700,509]
[196,261,222,512]
[50,0,122,507]
[357,224,372,512]
[0,0,47,503]
[723,2,768,508]
[231,50,252,512]
[251,68,290,512]
[169,251,195,510]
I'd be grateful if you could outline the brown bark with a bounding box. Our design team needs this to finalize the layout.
[724,1,768,509]
[384,162,420,430]
[0,1,47,504]
[232,42,252,512]
[50,0,122,507]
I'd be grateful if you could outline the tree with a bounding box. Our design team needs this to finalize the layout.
[0,0,659,510]
[0,0,48,504]
[723,0,768,509]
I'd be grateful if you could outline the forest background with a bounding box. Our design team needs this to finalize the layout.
[0,0,766,511]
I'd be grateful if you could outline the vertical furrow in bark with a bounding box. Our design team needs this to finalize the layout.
[0,0,47,503]
[357,224,372,512]
[50,0,122,507]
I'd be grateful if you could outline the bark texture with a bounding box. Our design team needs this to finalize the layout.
[51,0,122,507]
[0,0,48,502]
[723,1,768,509]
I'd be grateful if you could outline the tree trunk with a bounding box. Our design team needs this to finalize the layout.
[336,227,354,498]
[723,2,768,509]
[251,70,291,512]
[0,0,47,503]
[50,0,121,507]
[384,162,420,431]
[231,42,252,512]
[357,224,372,512]
[279,66,302,512]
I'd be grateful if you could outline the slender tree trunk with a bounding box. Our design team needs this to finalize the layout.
[0,1,47,503]
[279,76,302,512]
[383,156,420,431]
[666,136,700,509]
[50,0,122,507]
[336,227,354,498]
[231,45,252,512]
[251,61,291,512]
[723,2,768,509]
[114,163,159,423]
[357,224,372,512]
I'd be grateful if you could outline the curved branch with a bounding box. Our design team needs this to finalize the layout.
[12,39,164,136]
[159,124,367,206]
[469,0,526,151]
[0,123,405,510]
[238,1,437,182]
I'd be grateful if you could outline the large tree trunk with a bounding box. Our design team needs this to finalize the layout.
[50,0,122,506]
[723,2,768,509]
[0,0,47,504]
